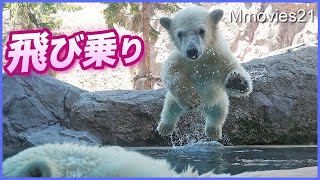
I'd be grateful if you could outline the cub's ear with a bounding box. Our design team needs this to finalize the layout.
[18,159,52,177]
[210,9,224,24]
[160,17,172,30]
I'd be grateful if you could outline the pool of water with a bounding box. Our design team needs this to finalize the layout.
[3,142,317,175]
[130,143,317,175]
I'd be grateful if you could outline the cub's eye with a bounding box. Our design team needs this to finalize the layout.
[177,32,183,38]
[199,29,205,35]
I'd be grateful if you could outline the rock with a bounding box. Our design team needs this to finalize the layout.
[69,89,168,146]
[2,74,100,149]
[2,44,317,148]
[224,43,317,145]
[292,17,318,45]
[25,123,101,145]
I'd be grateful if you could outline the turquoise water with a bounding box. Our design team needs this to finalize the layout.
[3,144,317,175]
[130,145,317,175]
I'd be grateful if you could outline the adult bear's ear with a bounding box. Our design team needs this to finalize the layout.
[210,9,224,24]
[160,17,172,30]
[18,159,52,177]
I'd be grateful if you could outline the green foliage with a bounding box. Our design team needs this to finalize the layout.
[102,3,180,41]
[3,3,82,30]
[59,4,83,12]
[129,3,140,16]
[154,3,181,14]
[102,3,129,29]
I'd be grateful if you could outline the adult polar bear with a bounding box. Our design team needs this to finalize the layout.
[2,143,317,177]
[157,6,252,139]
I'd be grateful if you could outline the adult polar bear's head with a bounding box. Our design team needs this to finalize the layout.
[2,143,177,177]
[160,6,223,61]
[2,143,221,177]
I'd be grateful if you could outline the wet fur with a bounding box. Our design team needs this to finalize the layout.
[157,6,252,140]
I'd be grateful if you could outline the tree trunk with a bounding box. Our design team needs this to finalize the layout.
[134,2,151,90]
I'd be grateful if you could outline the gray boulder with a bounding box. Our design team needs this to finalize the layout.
[69,89,168,146]
[225,43,317,145]
[2,74,100,149]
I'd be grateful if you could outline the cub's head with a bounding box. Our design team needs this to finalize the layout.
[160,6,223,61]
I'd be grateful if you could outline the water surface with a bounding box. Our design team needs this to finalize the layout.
[130,144,317,175]
[3,143,317,175]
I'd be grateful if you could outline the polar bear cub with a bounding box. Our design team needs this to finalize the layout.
[157,6,252,140]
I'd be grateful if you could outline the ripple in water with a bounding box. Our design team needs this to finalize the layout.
[130,142,317,175]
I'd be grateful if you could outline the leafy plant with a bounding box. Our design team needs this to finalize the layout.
[102,2,180,89]
[3,3,82,30]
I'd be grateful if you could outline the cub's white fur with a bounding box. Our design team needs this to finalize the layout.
[157,6,252,139]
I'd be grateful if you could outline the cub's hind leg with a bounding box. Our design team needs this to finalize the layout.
[201,94,229,140]
[157,92,184,136]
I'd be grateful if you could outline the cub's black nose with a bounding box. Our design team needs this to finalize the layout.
[186,48,199,59]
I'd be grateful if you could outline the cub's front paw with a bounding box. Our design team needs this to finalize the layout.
[225,72,250,94]
[176,90,202,111]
